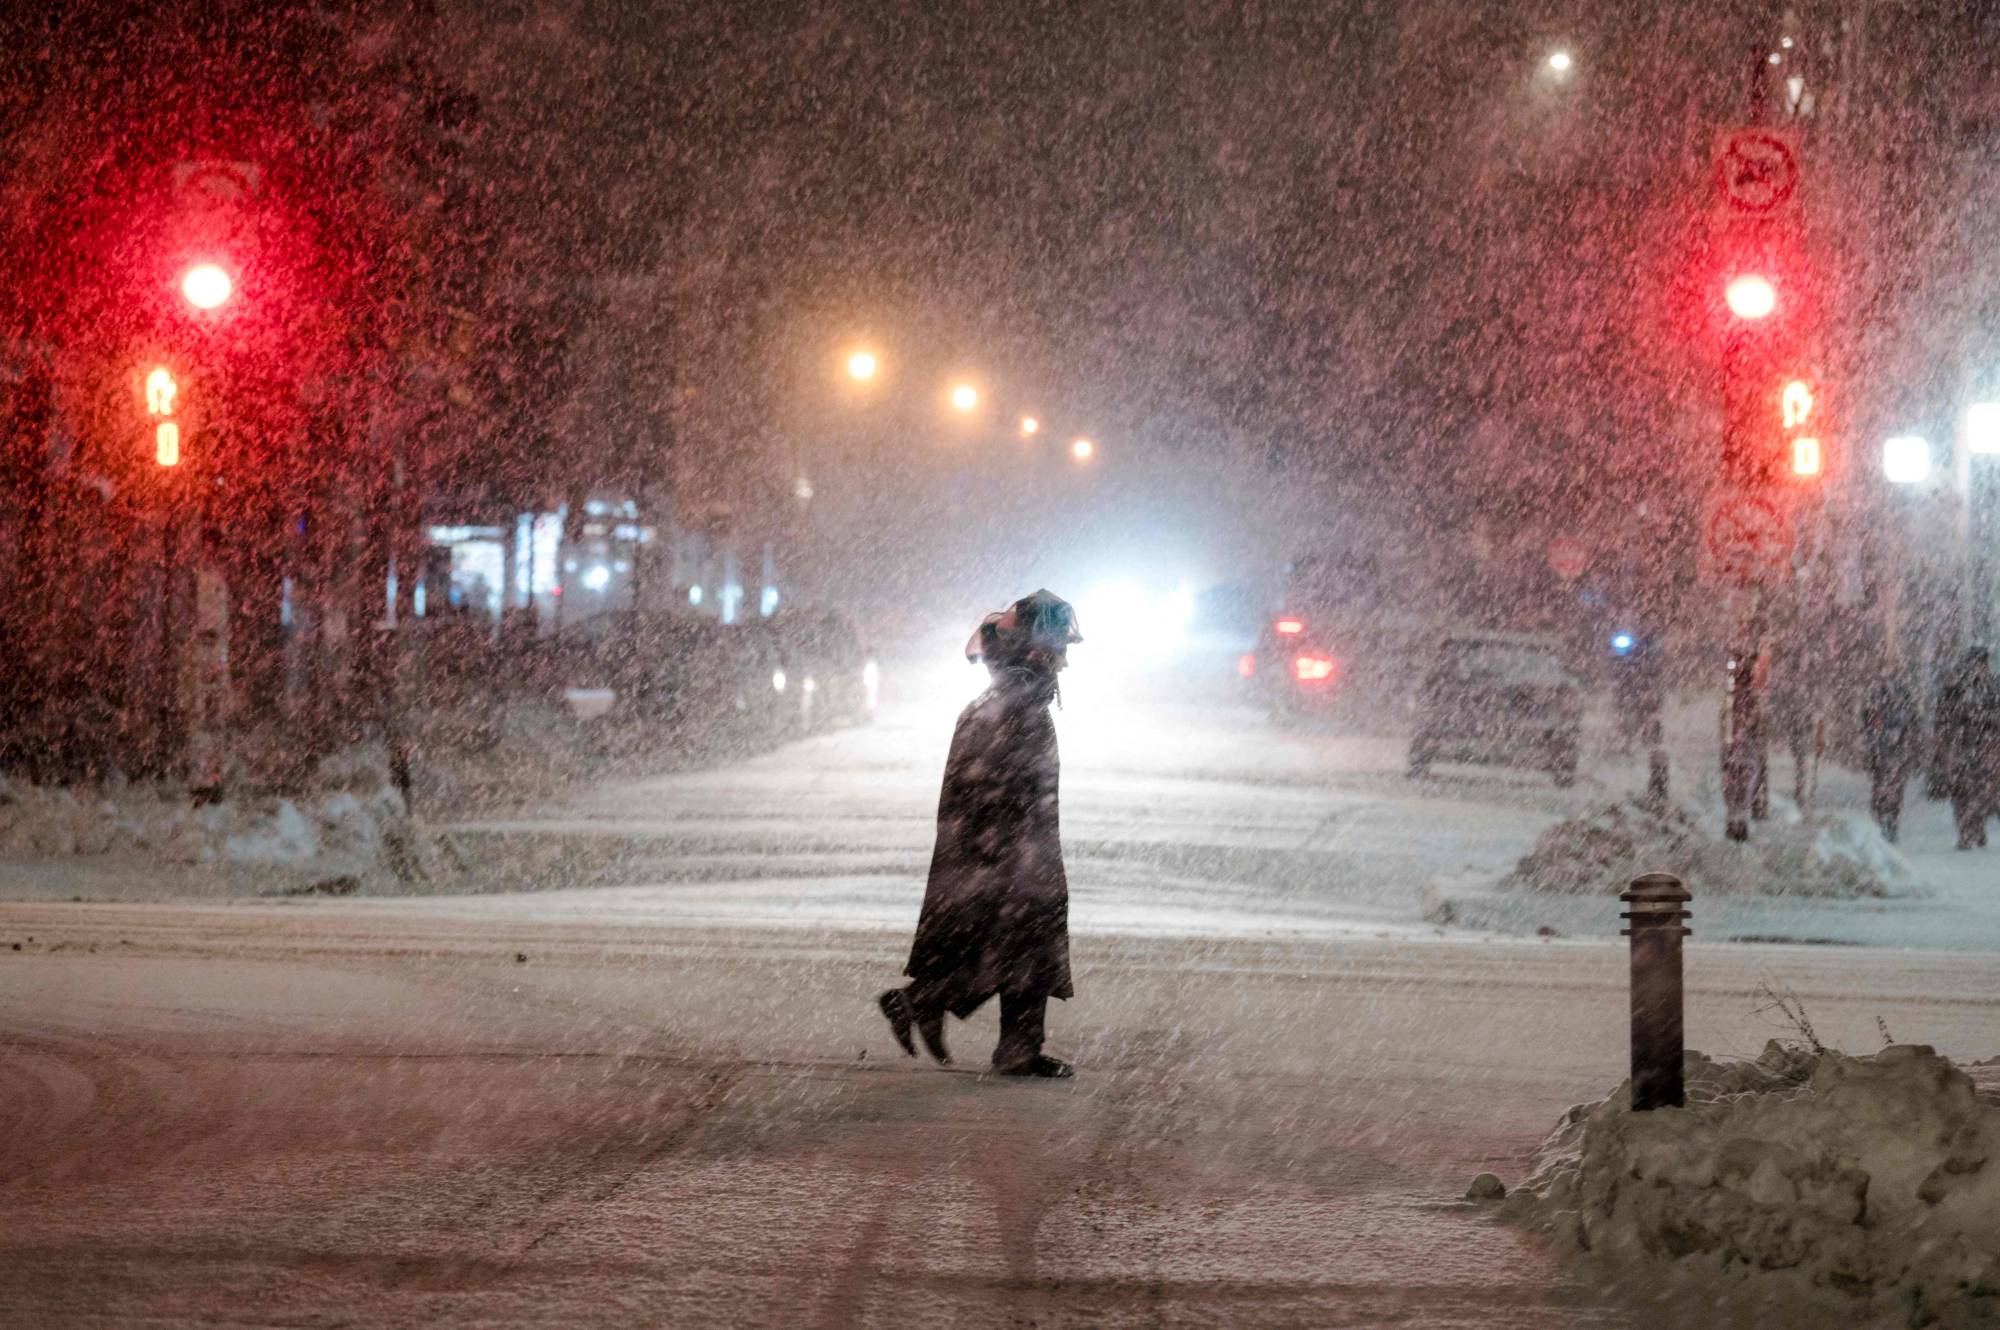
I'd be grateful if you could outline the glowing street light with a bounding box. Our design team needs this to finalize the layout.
[1071,437,1095,462]
[180,263,233,311]
[846,350,878,382]
[1966,401,2000,456]
[1883,435,1932,486]
[1546,50,1573,74]
[1724,274,1777,320]
[1020,415,1040,437]
[950,383,979,413]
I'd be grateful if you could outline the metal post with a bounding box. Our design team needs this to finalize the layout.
[1645,725,1670,809]
[1621,872,1693,1111]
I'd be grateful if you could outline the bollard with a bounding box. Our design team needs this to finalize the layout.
[1620,872,1692,1111]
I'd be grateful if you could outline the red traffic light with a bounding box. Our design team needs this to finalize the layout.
[1724,274,1776,320]
[181,263,233,310]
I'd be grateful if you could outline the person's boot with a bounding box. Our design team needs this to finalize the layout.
[877,990,916,1057]
[994,1054,1073,1079]
[914,1012,951,1065]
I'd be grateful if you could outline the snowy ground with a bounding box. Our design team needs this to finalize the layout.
[4,900,1998,1329]
[5,667,1998,1325]
[4,664,1990,952]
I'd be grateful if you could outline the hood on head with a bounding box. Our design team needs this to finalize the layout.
[964,589,1083,664]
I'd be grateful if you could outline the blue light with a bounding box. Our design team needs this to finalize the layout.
[1611,632,1636,656]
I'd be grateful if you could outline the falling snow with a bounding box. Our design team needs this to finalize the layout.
[4,3,2000,1326]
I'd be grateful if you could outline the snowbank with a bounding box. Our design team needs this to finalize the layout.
[1501,799,1911,899]
[0,754,459,894]
[1504,1044,2000,1327]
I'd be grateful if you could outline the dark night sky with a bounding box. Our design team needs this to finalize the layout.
[400,0,2000,607]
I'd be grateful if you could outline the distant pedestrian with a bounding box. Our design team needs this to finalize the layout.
[1935,647,1999,850]
[1767,651,1822,811]
[1860,668,1921,843]
[879,590,1083,1078]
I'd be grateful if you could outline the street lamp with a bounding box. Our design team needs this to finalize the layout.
[1967,402,2000,456]
[1071,437,1095,463]
[1020,415,1039,437]
[950,383,979,413]
[1883,435,1932,486]
[180,263,233,311]
[1546,50,1574,75]
[846,350,878,382]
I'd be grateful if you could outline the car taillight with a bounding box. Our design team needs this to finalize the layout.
[1274,618,1305,636]
[1293,654,1337,683]
[1238,653,1257,678]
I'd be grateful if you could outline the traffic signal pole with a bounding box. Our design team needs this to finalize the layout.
[1710,44,1821,843]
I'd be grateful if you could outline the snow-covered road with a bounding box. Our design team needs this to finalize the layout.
[448,683,2000,951]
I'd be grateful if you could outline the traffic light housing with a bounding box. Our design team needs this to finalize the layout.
[1709,130,1825,492]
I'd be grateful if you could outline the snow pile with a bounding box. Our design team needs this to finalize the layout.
[1505,1044,2000,1327]
[1501,799,1910,899]
[0,759,458,892]
[405,697,594,813]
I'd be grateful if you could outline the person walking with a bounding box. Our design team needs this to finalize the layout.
[1936,646,1999,850]
[1860,666,1921,843]
[879,591,1083,1078]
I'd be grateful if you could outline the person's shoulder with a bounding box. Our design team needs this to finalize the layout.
[956,687,1007,730]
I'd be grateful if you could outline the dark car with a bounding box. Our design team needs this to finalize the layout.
[1407,632,1583,785]
[1238,614,1344,722]
[549,611,763,741]
[764,609,879,732]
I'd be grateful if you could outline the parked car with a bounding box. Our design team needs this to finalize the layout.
[1406,632,1583,785]
[764,609,879,732]
[547,611,763,741]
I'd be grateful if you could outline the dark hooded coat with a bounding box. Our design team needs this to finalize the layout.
[905,662,1073,1017]
[1937,654,1999,802]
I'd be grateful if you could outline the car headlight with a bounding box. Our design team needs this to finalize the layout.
[772,669,788,693]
